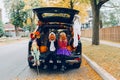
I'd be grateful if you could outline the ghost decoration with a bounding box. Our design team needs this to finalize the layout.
[73,14,81,47]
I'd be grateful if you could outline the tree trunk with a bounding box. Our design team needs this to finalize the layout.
[30,13,35,32]
[100,20,103,28]
[91,3,100,45]
[70,0,74,9]
[15,26,19,37]
[90,0,109,45]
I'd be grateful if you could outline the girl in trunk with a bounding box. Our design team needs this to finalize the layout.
[57,32,71,71]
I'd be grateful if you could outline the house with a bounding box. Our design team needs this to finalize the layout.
[4,23,24,37]
[4,23,16,37]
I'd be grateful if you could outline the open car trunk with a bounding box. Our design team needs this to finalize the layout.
[33,7,79,24]
[28,7,82,69]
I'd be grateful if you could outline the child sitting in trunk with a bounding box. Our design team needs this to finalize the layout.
[44,32,58,69]
[57,32,71,71]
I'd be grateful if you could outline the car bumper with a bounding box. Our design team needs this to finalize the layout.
[39,59,81,64]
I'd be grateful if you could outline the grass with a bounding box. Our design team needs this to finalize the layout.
[82,40,120,79]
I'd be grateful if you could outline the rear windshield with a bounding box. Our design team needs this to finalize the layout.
[42,13,70,18]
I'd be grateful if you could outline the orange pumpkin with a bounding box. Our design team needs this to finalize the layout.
[39,46,47,53]
[34,31,40,38]
[35,31,40,36]
[67,46,72,51]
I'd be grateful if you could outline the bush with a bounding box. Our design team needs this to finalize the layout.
[0,28,4,37]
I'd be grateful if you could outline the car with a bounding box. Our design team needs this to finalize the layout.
[28,7,82,70]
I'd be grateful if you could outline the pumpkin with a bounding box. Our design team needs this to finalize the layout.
[35,31,40,36]
[34,31,40,39]
[39,46,47,53]
[67,46,72,51]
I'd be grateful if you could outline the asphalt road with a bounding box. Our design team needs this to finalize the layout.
[0,40,102,80]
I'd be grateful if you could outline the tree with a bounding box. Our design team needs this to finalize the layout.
[41,0,110,45]
[48,0,90,23]
[10,0,28,36]
[23,0,45,32]
[3,0,28,36]
[100,0,120,27]
[0,20,4,37]
[101,11,119,27]
[90,0,109,45]
[23,0,88,31]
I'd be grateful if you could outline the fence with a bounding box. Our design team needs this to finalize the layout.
[81,26,120,43]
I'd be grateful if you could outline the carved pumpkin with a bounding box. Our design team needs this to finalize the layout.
[67,46,72,51]
[39,46,47,53]
[35,31,40,38]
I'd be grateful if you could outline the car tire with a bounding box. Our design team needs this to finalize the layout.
[28,56,34,68]
[28,61,34,68]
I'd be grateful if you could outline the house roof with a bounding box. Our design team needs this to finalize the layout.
[4,23,24,31]
[4,23,15,31]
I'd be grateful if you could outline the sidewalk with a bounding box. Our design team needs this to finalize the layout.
[81,37,120,79]
[81,37,120,48]
[0,37,29,46]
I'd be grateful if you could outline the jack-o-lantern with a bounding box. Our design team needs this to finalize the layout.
[39,46,47,53]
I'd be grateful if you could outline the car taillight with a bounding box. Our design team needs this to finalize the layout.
[74,58,81,61]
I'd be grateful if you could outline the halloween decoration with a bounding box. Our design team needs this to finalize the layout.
[30,31,41,40]
[30,32,35,40]
[67,45,72,51]
[35,31,40,39]
[39,46,47,53]
[73,14,81,47]
[31,39,40,66]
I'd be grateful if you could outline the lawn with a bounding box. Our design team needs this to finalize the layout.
[82,40,120,79]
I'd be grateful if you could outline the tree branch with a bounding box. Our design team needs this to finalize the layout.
[102,5,120,8]
[98,0,109,9]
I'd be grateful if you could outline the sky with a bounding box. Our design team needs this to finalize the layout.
[0,0,9,23]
